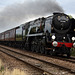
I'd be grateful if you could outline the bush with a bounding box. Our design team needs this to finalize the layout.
[71,48,75,56]
[0,66,4,72]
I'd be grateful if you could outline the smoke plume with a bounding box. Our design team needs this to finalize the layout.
[0,0,64,32]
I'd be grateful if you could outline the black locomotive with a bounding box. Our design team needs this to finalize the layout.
[0,12,75,57]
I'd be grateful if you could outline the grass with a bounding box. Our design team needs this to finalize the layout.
[71,48,75,56]
[0,66,4,72]
[16,38,22,41]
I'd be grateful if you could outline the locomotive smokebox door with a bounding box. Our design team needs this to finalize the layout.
[52,13,71,33]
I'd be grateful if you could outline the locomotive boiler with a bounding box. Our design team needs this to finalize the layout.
[0,12,75,57]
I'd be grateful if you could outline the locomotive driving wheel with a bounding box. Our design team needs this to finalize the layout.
[35,43,40,53]
[31,44,35,52]
[67,53,71,58]
[40,44,45,54]
[65,48,71,58]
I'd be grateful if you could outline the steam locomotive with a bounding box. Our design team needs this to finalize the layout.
[0,12,75,57]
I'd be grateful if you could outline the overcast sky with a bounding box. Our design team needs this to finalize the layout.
[0,0,75,14]
[57,0,75,15]
[0,0,75,32]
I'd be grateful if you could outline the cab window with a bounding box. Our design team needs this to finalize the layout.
[45,18,51,33]
[30,27,36,34]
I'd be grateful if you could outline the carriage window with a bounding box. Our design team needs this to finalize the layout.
[10,29,15,38]
[30,27,36,34]
[1,34,4,39]
[5,33,9,39]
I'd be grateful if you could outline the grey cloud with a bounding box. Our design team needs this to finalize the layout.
[0,0,64,32]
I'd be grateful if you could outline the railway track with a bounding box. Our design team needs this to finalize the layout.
[0,45,75,75]
[47,55,75,64]
[1,45,75,64]
[33,51,75,64]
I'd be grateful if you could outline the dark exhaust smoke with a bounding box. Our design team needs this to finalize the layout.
[0,0,64,32]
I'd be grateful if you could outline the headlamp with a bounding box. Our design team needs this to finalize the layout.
[52,41,58,47]
[72,37,75,41]
[73,43,75,47]
[52,35,56,40]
